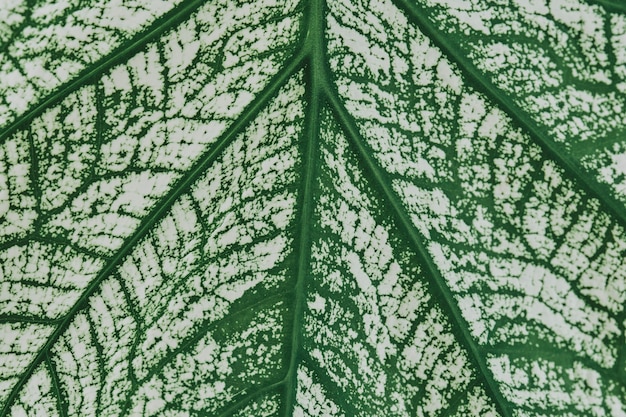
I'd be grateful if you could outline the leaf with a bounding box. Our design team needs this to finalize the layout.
[0,0,625,415]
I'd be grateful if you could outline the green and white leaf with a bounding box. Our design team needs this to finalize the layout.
[0,0,625,415]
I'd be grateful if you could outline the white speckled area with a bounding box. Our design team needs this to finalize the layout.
[1,0,625,415]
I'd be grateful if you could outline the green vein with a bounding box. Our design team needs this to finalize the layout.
[324,87,513,417]
[0,53,305,417]
[0,315,59,325]
[0,0,207,144]
[84,313,106,415]
[593,0,626,13]
[282,0,325,412]
[45,353,68,417]
[216,379,284,417]
[391,0,626,233]
[26,126,41,218]
[617,341,626,383]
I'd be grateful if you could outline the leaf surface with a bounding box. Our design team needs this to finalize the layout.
[0,0,625,415]
[0,0,192,128]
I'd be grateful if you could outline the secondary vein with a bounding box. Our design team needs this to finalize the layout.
[325,87,514,417]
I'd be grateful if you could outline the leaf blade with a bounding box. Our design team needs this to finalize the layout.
[1,0,626,415]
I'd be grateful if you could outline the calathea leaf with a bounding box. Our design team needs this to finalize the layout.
[0,0,625,415]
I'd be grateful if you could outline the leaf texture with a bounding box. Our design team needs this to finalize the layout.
[0,0,625,416]
[0,0,189,128]
[395,0,626,209]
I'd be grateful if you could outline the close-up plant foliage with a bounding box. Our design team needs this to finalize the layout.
[0,0,625,415]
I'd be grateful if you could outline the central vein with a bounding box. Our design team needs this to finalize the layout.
[282,0,327,414]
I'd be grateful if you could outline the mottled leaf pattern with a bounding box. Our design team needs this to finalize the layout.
[0,0,625,416]
[328,0,626,414]
[0,0,187,127]
[303,109,498,416]
[395,0,626,208]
